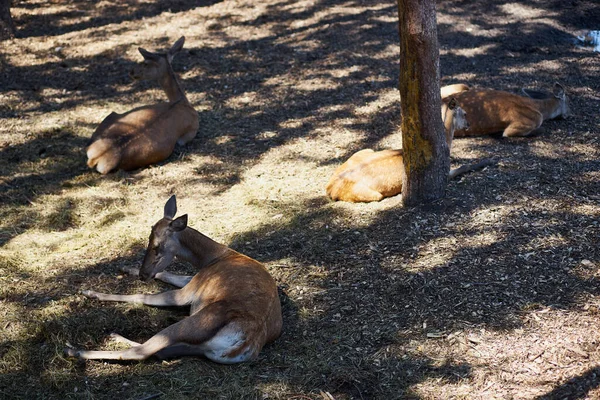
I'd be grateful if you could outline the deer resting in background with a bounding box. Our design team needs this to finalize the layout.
[446,83,569,138]
[65,195,282,363]
[86,37,199,174]
[326,99,489,203]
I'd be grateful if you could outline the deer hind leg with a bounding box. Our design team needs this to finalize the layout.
[67,319,187,361]
[120,266,193,288]
[349,182,386,203]
[87,139,121,174]
[145,324,257,363]
[503,112,543,137]
[67,301,247,362]
[177,129,197,146]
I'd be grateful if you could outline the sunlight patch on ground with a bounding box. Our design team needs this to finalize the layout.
[469,204,513,225]
[444,73,478,84]
[0,301,24,342]
[325,195,403,225]
[500,3,559,20]
[373,43,399,60]
[414,230,505,273]
[224,91,260,108]
[329,64,364,78]
[569,203,600,217]
[500,59,571,75]
[2,188,155,272]
[398,307,600,399]
[294,76,341,92]
[527,232,569,251]
[577,171,600,185]
[3,224,138,272]
[440,44,497,58]
[354,88,399,115]
[528,141,600,161]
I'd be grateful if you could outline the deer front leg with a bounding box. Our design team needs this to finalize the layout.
[82,288,190,307]
[503,112,543,137]
[120,266,193,288]
[502,124,536,137]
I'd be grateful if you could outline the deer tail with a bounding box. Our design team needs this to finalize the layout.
[86,138,120,174]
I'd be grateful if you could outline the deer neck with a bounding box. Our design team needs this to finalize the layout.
[176,227,232,268]
[533,97,562,120]
[443,113,454,135]
[159,66,189,104]
[442,108,455,148]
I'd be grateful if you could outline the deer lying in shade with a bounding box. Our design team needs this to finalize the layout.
[65,196,282,363]
[326,99,491,203]
[86,37,199,174]
[446,83,569,138]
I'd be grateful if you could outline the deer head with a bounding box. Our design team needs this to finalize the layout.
[139,195,188,282]
[551,82,569,119]
[521,82,570,119]
[445,97,469,131]
[129,36,185,81]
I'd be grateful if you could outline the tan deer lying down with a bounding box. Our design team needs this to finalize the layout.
[86,37,199,174]
[448,83,569,138]
[441,83,470,99]
[326,99,486,203]
[65,196,282,363]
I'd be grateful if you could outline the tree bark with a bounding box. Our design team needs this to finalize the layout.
[397,0,449,206]
[0,0,15,40]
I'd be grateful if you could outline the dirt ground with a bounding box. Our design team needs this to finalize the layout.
[1,0,600,399]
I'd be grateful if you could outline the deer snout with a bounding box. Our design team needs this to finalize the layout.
[139,269,155,282]
[129,69,140,80]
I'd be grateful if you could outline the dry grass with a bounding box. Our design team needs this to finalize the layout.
[1,0,600,399]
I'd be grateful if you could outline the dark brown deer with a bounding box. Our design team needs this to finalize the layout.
[447,83,569,137]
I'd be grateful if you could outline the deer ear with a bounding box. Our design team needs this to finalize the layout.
[139,47,160,61]
[169,37,185,56]
[164,195,177,219]
[170,214,188,232]
[553,82,565,99]
[447,98,457,110]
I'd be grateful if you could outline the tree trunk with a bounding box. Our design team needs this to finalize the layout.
[0,0,15,40]
[397,0,449,206]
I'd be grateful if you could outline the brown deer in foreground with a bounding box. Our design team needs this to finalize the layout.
[326,99,490,203]
[65,196,282,363]
[447,83,569,138]
[86,37,199,174]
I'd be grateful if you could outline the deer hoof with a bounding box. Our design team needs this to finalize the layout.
[81,290,98,299]
[64,347,80,358]
[119,266,139,276]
